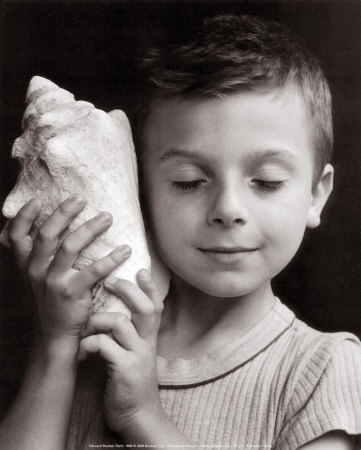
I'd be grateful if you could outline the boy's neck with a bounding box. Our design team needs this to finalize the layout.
[157,276,276,360]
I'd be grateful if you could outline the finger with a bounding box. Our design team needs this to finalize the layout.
[78,333,127,363]
[104,277,157,339]
[8,198,42,269]
[71,245,131,292]
[30,194,86,268]
[81,312,140,351]
[49,211,113,274]
[137,269,164,315]
[137,270,164,333]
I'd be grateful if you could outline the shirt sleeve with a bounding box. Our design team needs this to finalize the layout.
[275,334,361,450]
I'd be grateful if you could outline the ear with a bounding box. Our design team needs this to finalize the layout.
[307,163,334,229]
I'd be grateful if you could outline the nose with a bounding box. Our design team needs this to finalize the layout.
[207,184,249,227]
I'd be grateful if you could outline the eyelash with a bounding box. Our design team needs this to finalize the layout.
[172,179,286,192]
[172,180,204,192]
[252,180,286,191]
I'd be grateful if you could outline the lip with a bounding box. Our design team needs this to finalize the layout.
[198,246,258,265]
[200,246,256,253]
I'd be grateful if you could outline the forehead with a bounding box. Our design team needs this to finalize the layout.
[141,88,313,168]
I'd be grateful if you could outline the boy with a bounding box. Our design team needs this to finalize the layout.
[0,13,360,450]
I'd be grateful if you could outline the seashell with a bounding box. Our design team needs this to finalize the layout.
[0,76,169,315]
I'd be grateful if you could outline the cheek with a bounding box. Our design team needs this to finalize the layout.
[154,200,195,242]
[146,192,185,241]
[260,196,311,254]
[146,176,200,229]
[145,189,204,265]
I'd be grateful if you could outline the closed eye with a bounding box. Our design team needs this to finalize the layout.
[172,180,205,192]
[252,179,286,191]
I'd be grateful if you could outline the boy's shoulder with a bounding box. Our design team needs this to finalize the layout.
[274,302,361,449]
[275,297,359,347]
[286,310,360,362]
[275,300,361,380]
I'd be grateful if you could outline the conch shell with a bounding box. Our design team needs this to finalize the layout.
[0,76,169,314]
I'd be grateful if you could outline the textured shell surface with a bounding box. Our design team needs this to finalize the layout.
[1,76,169,314]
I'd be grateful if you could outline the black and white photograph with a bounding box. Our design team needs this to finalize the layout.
[0,1,360,449]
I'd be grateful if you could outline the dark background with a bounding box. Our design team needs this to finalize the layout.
[0,0,360,409]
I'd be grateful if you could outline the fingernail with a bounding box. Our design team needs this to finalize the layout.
[139,269,151,280]
[72,194,85,205]
[97,212,112,223]
[113,245,131,259]
[105,276,118,287]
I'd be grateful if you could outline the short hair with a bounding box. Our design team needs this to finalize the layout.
[137,14,333,184]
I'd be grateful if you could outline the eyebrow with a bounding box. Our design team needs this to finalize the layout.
[159,147,299,164]
[248,149,299,163]
[159,148,211,163]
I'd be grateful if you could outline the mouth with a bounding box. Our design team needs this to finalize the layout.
[198,246,258,264]
[200,246,257,253]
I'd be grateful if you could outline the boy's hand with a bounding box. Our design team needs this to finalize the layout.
[78,269,164,435]
[8,196,131,352]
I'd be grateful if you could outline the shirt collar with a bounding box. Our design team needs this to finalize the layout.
[157,298,295,388]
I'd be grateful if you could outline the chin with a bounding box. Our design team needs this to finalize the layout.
[187,272,261,299]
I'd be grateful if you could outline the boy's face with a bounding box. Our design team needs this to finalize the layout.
[141,89,332,298]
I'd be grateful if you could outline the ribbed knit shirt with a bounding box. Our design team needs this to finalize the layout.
[67,299,361,449]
